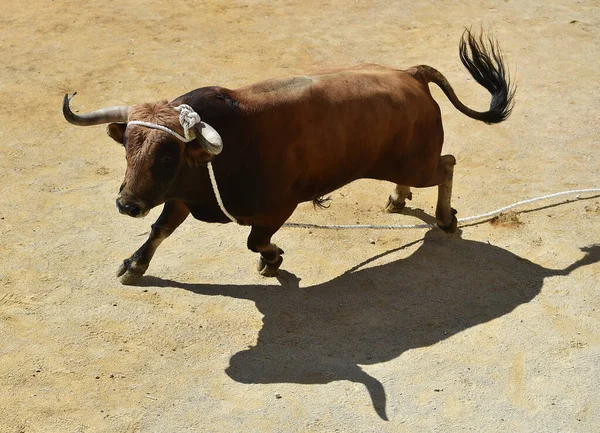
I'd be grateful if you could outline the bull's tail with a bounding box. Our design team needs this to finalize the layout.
[414,29,516,124]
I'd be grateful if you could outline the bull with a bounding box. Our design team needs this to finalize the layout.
[63,30,515,285]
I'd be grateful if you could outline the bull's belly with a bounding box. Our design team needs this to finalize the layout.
[291,145,443,202]
[186,202,231,224]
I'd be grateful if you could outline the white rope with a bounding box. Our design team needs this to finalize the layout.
[127,104,201,143]
[283,188,600,230]
[127,120,193,143]
[456,188,600,223]
[207,161,239,224]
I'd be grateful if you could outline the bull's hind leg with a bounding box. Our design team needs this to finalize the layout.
[435,154,457,233]
[117,200,190,285]
[385,185,412,213]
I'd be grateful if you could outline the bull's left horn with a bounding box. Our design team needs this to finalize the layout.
[63,93,130,126]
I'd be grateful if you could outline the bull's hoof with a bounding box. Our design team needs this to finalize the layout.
[257,254,284,277]
[385,192,412,213]
[438,208,458,234]
[385,196,406,213]
[117,258,148,285]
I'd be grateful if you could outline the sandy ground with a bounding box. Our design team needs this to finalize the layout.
[1,0,599,431]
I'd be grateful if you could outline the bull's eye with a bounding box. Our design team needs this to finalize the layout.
[161,156,174,165]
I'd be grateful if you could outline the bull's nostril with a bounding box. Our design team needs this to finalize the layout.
[116,198,141,217]
[129,204,141,217]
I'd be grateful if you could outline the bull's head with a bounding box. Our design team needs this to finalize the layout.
[63,94,222,217]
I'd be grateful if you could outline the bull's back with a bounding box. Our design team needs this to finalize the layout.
[231,65,443,201]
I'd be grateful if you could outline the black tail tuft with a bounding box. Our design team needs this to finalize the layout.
[459,29,516,124]
[313,196,331,209]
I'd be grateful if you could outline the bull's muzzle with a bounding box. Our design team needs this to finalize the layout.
[116,197,147,218]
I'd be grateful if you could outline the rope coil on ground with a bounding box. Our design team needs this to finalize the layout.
[283,188,600,230]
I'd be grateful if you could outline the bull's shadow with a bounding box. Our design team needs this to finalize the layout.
[142,230,600,420]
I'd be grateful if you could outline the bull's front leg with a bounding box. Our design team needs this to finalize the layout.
[117,200,190,285]
[247,226,286,277]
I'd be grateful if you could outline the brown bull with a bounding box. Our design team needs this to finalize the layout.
[63,30,515,284]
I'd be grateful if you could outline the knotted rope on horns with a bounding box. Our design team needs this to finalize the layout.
[174,104,201,141]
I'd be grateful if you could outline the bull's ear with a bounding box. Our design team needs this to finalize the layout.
[107,123,127,144]
[185,139,217,164]
[192,122,223,155]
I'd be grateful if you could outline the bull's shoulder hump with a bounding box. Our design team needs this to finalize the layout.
[173,86,240,118]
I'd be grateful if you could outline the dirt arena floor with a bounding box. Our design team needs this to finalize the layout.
[1,0,599,431]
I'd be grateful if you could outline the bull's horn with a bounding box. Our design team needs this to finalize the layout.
[63,93,130,126]
[193,122,223,155]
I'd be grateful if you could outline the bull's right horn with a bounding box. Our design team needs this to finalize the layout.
[63,93,130,126]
